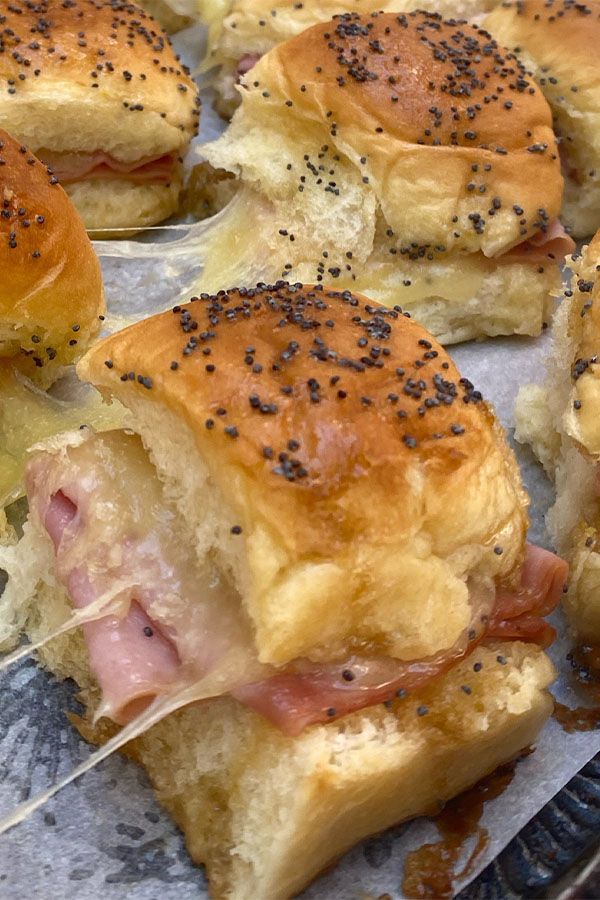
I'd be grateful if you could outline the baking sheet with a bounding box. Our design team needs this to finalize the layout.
[0,20,599,900]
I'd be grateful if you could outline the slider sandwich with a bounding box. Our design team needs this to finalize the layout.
[0,128,119,514]
[516,236,600,642]
[4,282,567,898]
[485,0,600,238]
[0,0,200,235]
[198,11,574,344]
[201,0,498,117]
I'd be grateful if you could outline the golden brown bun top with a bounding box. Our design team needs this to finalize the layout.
[0,129,104,386]
[0,0,200,159]
[286,12,537,149]
[232,10,562,255]
[79,282,527,580]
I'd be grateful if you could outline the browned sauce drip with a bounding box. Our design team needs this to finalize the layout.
[401,761,517,899]
[553,644,600,733]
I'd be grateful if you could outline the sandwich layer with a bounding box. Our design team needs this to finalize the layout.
[17,423,563,728]
[0,505,556,899]
[515,234,600,640]
[64,170,182,235]
[198,187,564,344]
[485,0,600,238]
[67,637,554,900]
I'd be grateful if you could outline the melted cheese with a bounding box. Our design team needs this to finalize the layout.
[0,654,257,837]
[0,363,125,507]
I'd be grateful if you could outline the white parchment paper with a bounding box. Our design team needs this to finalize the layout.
[0,22,598,900]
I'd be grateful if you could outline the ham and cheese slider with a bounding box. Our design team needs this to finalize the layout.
[516,236,600,642]
[202,0,498,117]
[0,129,104,388]
[0,0,200,235]
[11,282,567,898]
[485,0,600,238]
[197,11,574,344]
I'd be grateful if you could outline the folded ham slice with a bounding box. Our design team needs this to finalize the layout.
[500,218,575,265]
[26,431,567,735]
[37,151,177,186]
[236,53,261,78]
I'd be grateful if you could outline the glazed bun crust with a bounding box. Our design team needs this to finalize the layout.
[0,130,104,387]
[237,11,562,256]
[485,0,600,237]
[79,283,528,666]
[0,0,200,162]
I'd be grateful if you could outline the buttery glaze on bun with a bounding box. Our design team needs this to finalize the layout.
[5,283,566,899]
[204,0,499,116]
[0,129,104,387]
[485,0,600,238]
[516,234,600,640]
[198,11,571,343]
[0,0,200,233]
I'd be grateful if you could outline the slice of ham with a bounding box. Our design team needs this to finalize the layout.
[500,218,575,265]
[37,151,177,186]
[27,434,568,736]
[45,491,181,723]
[236,53,261,79]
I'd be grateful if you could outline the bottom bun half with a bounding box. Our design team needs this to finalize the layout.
[64,174,182,238]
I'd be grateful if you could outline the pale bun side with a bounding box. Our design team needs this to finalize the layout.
[0,0,200,161]
[77,283,529,667]
[515,233,600,640]
[0,130,104,387]
[64,172,183,237]
[485,0,600,238]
